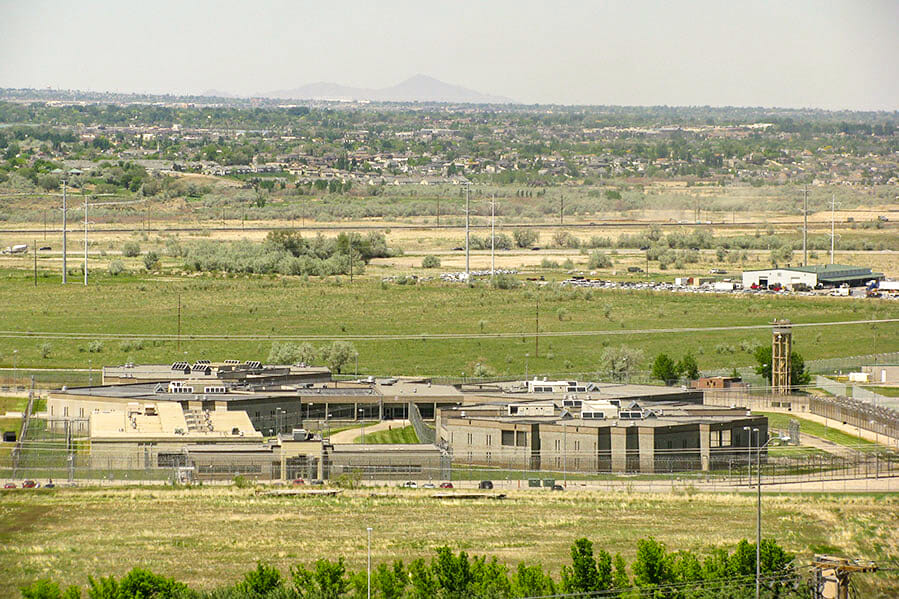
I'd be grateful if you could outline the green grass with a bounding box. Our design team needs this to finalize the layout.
[759,412,876,448]
[0,397,27,414]
[863,386,899,397]
[355,425,419,444]
[4,270,897,377]
[0,487,896,598]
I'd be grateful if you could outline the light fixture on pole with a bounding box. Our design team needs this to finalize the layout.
[743,426,790,599]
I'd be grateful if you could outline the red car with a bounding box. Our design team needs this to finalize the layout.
[292,478,305,486]
[439,482,454,489]
[3,482,16,489]
[22,480,37,488]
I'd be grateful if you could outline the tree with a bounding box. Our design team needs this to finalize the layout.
[676,353,700,380]
[321,341,358,374]
[651,353,678,384]
[87,568,188,599]
[632,537,672,589]
[753,346,811,389]
[512,563,555,598]
[292,558,349,599]
[238,562,283,598]
[599,346,644,382]
[561,538,612,594]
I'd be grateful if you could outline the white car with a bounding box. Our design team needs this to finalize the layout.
[402,481,417,488]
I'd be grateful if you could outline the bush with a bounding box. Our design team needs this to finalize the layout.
[143,251,159,271]
[421,255,441,269]
[107,260,125,276]
[588,250,612,269]
[87,340,103,353]
[513,229,538,248]
[122,241,141,257]
[491,273,521,289]
[40,342,52,359]
[119,339,144,353]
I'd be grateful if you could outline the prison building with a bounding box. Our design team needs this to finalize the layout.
[102,361,332,386]
[439,401,766,474]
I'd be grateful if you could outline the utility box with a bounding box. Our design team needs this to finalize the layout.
[542,479,555,488]
[528,478,541,488]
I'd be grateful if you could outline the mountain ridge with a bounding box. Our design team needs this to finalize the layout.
[263,74,514,104]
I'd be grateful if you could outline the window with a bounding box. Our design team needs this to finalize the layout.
[467,433,473,445]
[721,429,731,446]
[516,431,528,447]
[486,434,492,446]
[710,431,720,448]
[501,430,515,446]
[63,406,68,417]
[79,408,84,418]
[554,439,561,451]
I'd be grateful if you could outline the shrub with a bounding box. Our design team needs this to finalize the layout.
[87,341,103,353]
[119,339,144,353]
[122,241,141,257]
[491,273,521,289]
[513,229,538,248]
[108,260,125,276]
[40,342,52,359]
[588,250,612,269]
[143,251,159,271]
[421,255,441,269]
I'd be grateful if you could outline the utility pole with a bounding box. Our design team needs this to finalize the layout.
[62,177,67,284]
[436,197,440,228]
[33,240,37,287]
[465,183,470,279]
[491,195,495,276]
[177,294,182,351]
[83,189,88,286]
[560,194,564,226]
[535,295,539,358]
[349,236,353,283]
[830,193,835,264]
[802,185,808,266]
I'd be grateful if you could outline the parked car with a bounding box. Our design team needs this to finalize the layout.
[422,483,435,489]
[402,481,418,488]
[551,484,564,491]
[292,478,305,485]
[310,479,324,486]
[44,482,55,489]
[439,482,454,489]
[22,480,37,488]
[478,480,494,490]
[3,482,16,489]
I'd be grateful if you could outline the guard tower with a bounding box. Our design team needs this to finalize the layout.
[772,319,792,395]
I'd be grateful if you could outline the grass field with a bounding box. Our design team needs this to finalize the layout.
[759,412,876,449]
[356,425,419,444]
[3,270,897,377]
[0,487,896,597]
[864,386,899,398]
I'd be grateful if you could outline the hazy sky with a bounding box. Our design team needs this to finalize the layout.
[1,0,897,110]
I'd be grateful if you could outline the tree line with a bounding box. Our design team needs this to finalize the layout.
[21,536,805,599]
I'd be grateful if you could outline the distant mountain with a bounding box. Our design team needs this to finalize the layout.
[200,89,240,99]
[263,74,514,104]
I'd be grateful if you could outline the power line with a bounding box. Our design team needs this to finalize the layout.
[0,318,893,343]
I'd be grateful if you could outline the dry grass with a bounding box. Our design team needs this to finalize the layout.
[0,486,896,597]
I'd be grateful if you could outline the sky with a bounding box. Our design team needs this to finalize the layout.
[1,0,897,110]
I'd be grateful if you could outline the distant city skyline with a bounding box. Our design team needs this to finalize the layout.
[1,0,897,110]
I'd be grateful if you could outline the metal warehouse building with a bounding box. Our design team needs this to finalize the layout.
[741,264,883,290]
